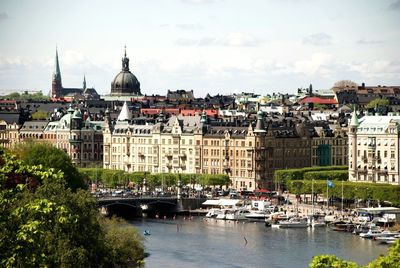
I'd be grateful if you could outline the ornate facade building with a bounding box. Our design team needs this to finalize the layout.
[42,106,104,167]
[348,111,400,185]
[103,106,344,190]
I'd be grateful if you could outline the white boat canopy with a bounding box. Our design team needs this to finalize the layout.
[202,200,221,206]
[202,199,242,207]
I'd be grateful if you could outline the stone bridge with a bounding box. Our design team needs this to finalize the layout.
[97,197,206,219]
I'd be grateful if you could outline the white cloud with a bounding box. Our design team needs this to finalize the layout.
[176,23,203,30]
[175,32,261,47]
[303,33,332,46]
[220,32,261,47]
[356,38,383,45]
[181,0,218,4]
[293,53,334,75]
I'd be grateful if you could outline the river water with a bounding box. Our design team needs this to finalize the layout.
[131,217,389,268]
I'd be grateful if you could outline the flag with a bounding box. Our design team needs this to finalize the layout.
[327,180,334,188]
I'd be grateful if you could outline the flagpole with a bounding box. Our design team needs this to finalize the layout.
[326,180,329,209]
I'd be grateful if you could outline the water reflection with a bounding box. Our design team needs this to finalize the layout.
[131,217,389,268]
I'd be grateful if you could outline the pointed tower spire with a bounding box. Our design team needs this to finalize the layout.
[83,74,87,89]
[52,47,63,98]
[54,47,61,79]
[350,108,359,127]
[117,101,132,121]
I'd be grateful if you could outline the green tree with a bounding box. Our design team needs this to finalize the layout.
[366,98,389,109]
[31,110,48,120]
[13,142,85,190]
[0,148,145,267]
[366,240,400,268]
[310,255,359,268]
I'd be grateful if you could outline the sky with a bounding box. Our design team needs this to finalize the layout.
[0,0,399,97]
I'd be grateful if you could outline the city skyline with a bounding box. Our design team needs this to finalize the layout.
[0,0,399,97]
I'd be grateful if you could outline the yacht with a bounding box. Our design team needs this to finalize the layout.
[205,208,223,218]
[245,209,272,222]
[359,228,383,239]
[310,218,326,227]
[226,208,252,221]
[216,209,230,220]
[271,217,309,228]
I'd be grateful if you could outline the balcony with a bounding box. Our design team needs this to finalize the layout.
[362,156,368,163]
[179,152,187,158]
[165,152,173,158]
[166,163,172,169]
[69,138,82,143]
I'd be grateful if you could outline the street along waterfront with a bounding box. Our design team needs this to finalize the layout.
[132,216,389,268]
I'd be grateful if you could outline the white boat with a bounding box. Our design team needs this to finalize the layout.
[272,217,309,228]
[310,218,326,227]
[375,234,400,244]
[226,209,252,221]
[216,209,230,220]
[359,228,383,239]
[205,208,223,218]
[245,210,272,222]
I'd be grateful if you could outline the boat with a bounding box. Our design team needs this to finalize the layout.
[271,217,309,228]
[245,209,272,222]
[226,208,252,221]
[143,230,151,236]
[205,208,223,218]
[310,218,326,227]
[216,209,230,220]
[359,228,383,239]
[375,234,400,244]
[330,220,356,232]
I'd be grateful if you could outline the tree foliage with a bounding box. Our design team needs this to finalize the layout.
[12,142,85,190]
[0,91,50,101]
[79,167,231,189]
[274,166,348,186]
[0,148,146,267]
[283,179,400,206]
[366,98,390,109]
[310,240,400,268]
[31,110,48,120]
[310,255,359,268]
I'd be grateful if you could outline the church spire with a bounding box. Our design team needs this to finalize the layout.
[83,74,86,89]
[54,47,61,80]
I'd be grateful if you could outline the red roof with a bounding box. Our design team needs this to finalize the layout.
[299,96,337,105]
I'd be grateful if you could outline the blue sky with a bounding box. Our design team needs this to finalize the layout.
[0,0,399,97]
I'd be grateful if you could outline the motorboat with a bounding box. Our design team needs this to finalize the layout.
[310,218,326,227]
[216,209,230,220]
[205,208,223,218]
[359,228,383,239]
[226,208,252,221]
[375,234,400,244]
[330,220,356,232]
[271,217,309,228]
[245,210,272,222]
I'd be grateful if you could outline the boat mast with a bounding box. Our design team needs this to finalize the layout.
[312,179,314,216]
[341,180,344,216]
